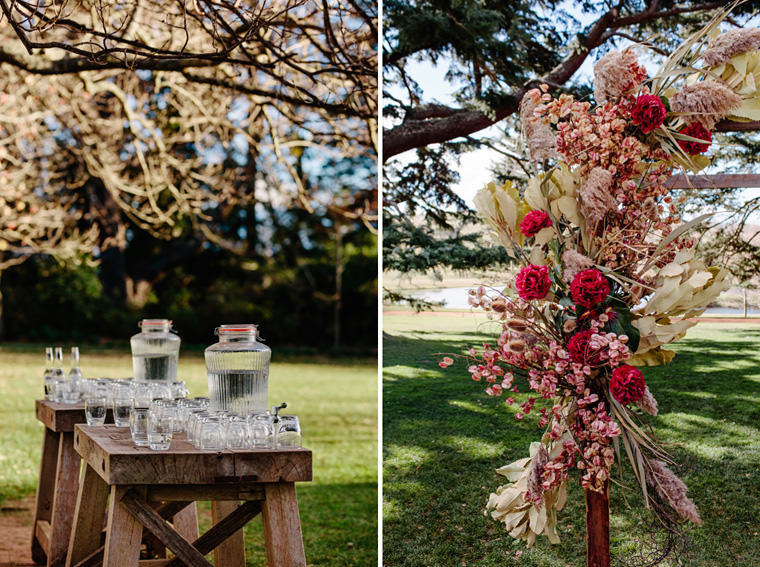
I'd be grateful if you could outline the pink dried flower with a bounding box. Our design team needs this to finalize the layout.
[702,27,760,67]
[579,167,617,228]
[593,50,648,103]
[669,81,741,129]
[520,92,557,161]
[525,445,549,506]
[636,386,659,416]
[562,249,594,283]
[646,460,702,525]
[438,357,454,369]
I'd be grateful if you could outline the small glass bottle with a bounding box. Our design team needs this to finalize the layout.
[43,347,55,400]
[130,319,181,382]
[64,347,83,403]
[204,324,271,414]
[52,347,66,402]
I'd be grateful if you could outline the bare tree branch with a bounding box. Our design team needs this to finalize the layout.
[383,2,727,160]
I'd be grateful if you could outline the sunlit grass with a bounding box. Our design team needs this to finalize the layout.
[0,345,377,567]
[383,313,760,567]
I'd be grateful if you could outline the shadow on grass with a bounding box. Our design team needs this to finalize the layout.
[233,482,378,567]
[383,329,760,567]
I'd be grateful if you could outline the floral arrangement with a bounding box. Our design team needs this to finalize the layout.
[440,6,760,546]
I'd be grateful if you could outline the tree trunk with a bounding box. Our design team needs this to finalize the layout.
[333,220,344,351]
[585,482,610,567]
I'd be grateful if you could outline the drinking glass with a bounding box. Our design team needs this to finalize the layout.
[53,379,66,403]
[225,415,248,449]
[248,413,275,448]
[85,394,107,426]
[199,416,224,450]
[113,397,132,427]
[276,415,302,447]
[148,406,173,451]
[132,382,152,409]
[61,379,80,404]
[130,407,150,447]
[150,382,173,402]
[171,381,188,400]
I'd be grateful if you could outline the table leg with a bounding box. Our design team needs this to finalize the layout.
[212,501,245,567]
[66,464,109,567]
[103,486,144,567]
[173,503,199,542]
[32,427,59,564]
[261,483,306,567]
[48,432,81,567]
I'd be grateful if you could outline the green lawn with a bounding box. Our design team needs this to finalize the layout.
[383,312,760,567]
[0,345,378,567]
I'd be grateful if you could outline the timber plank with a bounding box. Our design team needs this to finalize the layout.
[35,520,51,557]
[36,400,113,432]
[103,486,144,567]
[165,500,262,567]
[212,501,245,567]
[74,425,312,484]
[67,465,109,567]
[32,427,59,564]
[261,483,306,567]
[49,432,82,567]
[665,173,760,189]
[119,490,213,567]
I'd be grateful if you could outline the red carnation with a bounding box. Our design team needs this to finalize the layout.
[570,268,610,309]
[519,210,553,238]
[631,94,667,134]
[515,264,551,301]
[567,330,603,365]
[609,364,646,404]
[677,123,712,155]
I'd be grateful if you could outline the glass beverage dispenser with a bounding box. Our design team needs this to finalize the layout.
[130,319,181,382]
[204,324,271,414]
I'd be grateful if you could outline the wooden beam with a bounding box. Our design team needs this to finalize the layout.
[586,483,610,567]
[119,490,213,567]
[715,119,760,132]
[665,173,760,189]
[165,500,262,567]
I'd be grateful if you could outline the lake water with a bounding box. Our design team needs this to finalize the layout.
[404,286,760,315]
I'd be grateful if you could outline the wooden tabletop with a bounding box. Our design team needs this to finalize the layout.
[35,399,113,432]
[74,425,313,486]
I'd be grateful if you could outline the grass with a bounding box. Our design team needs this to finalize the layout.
[0,344,378,567]
[383,312,760,567]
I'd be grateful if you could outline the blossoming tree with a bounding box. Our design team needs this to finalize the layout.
[440,5,760,565]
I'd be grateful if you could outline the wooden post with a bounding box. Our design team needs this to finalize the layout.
[585,481,610,567]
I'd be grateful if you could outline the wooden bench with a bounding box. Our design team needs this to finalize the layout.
[32,400,115,567]
[66,424,312,567]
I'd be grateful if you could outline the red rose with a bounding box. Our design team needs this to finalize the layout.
[570,268,610,309]
[567,330,603,365]
[515,264,551,301]
[609,364,646,404]
[677,122,712,155]
[519,210,553,238]
[631,94,667,134]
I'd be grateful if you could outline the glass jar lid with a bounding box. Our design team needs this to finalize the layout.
[215,324,258,335]
[139,319,173,331]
